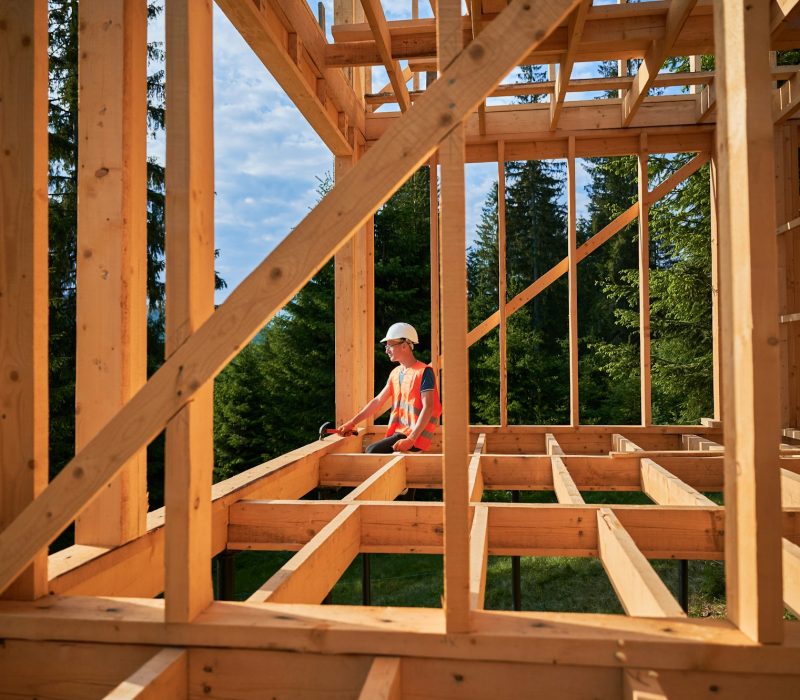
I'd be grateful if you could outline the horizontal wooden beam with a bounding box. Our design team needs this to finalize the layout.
[248,504,361,603]
[226,500,741,559]
[0,0,579,596]
[5,597,800,676]
[597,508,686,617]
[103,648,187,700]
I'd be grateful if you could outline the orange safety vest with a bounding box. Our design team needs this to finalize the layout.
[385,361,442,451]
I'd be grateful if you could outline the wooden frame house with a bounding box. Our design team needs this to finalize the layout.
[2,0,800,696]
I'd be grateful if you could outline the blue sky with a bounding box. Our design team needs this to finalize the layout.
[148,1,634,303]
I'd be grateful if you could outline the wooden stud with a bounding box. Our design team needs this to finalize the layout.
[0,0,48,600]
[430,153,441,374]
[640,458,715,507]
[358,657,402,700]
[497,141,508,427]
[164,0,215,623]
[469,505,489,610]
[74,0,148,549]
[617,0,628,100]
[0,0,580,596]
[621,0,697,126]
[102,648,188,700]
[596,508,686,618]
[467,152,709,347]
[638,133,652,426]
[567,135,579,425]
[710,154,723,421]
[714,0,784,643]
[248,504,361,604]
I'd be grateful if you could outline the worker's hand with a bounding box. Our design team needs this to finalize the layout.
[392,437,415,452]
[337,421,356,436]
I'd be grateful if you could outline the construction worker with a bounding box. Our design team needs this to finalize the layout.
[337,322,442,453]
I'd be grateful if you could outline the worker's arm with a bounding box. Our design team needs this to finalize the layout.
[392,390,435,452]
[337,382,392,435]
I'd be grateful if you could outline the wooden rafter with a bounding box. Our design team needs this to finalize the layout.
[360,0,411,111]
[622,0,697,126]
[550,0,590,130]
[597,508,686,618]
[0,0,580,596]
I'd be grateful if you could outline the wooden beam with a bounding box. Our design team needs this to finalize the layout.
[621,0,697,126]
[550,0,591,130]
[783,537,800,617]
[498,142,508,427]
[710,157,722,420]
[439,0,470,634]
[773,68,800,123]
[74,0,149,549]
[772,0,800,40]
[613,434,644,453]
[551,456,585,504]
[358,657,402,700]
[249,504,361,603]
[163,0,215,624]
[215,0,357,155]
[640,458,716,507]
[430,154,441,374]
[696,78,716,122]
[681,434,723,451]
[102,648,187,700]
[466,152,709,347]
[344,454,406,501]
[0,0,48,600]
[638,133,652,426]
[469,505,489,610]
[545,433,565,456]
[567,136,579,425]
[597,508,686,618]
[714,0,784,643]
[0,0,579,596]
[360,0,411,111]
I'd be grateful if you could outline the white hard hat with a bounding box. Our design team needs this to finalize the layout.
[380,322,419,344]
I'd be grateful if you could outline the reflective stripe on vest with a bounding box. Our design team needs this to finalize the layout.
[385,362,442,451]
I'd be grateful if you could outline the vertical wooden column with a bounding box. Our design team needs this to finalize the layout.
[335,0,371,425]
[0,0,49,600]
[567,136,579,426]
[616,0,628,99]
[709,154,723,422]
[498,141,508,427]
[164,0,215,623]
[412,0,420,92]
[638,133,652,426]
[438,0,470,634]
[713,0,783,643]
[74,0,148,547]
[430,153,441,374]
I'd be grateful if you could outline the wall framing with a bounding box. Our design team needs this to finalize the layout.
[1,0,800,697]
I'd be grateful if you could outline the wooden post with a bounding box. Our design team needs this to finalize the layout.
[567,136,579,426]
[164,0,216,623]
[710,153,723,422]
[713,0,783,643]
[74,0,148,548]
[438,0,470,634]
[430,153,441,374]
[0,0,49,600]
[638,133,652,426]
[616,0,628,100]
[498,141,508,427]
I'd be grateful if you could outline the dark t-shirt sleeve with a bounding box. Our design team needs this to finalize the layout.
[420,367,436,392]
